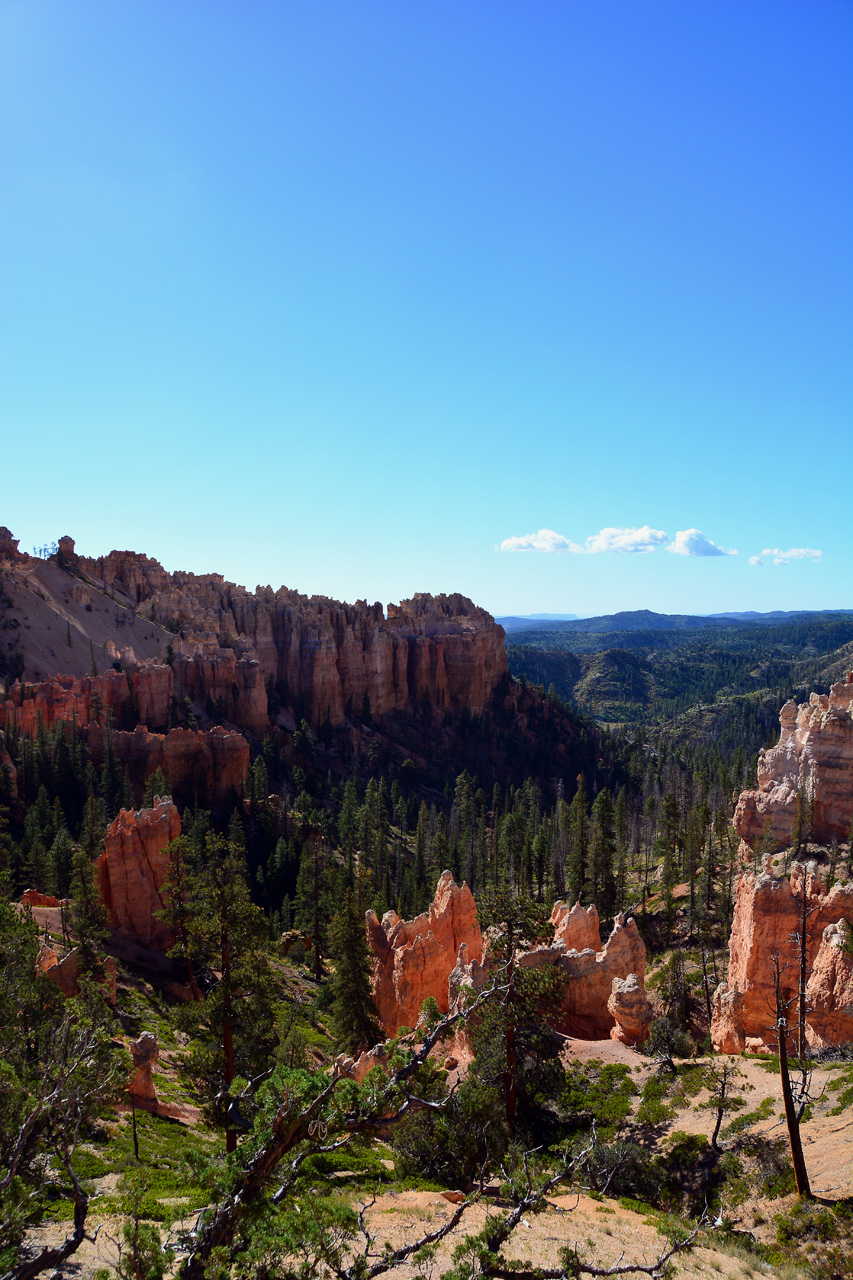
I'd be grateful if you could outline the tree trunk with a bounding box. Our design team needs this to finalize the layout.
[313,841,322,983]
[505,948,516,1133]
[798,881,809,1063]
[776,984,811,1198]
[221,900,236,1155]
[711,1062,727,1152]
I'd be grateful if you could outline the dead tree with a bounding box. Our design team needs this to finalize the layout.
[771,953,812,1199]
[434,1141,712,1280]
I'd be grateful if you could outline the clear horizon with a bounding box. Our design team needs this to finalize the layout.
[2,2,850,618]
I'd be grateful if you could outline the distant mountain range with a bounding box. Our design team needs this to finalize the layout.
[498,608,851,634]
[497,613,579,632]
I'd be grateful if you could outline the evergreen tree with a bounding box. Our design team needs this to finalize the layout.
[590,787,616,916]
[566,775,588,903]
[176,832,277,1152]
[142,766,170,807]
[70,847,109,972]
[474,887,562,1134]
[328,887,382,1053]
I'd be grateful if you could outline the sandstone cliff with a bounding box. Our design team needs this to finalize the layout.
[75,545,507,729]
[711,860,853,1053]
[366,870,483,1036]
[367,874,649,1045]
[96,799,181,950]
[515,902,648,1042]
[734,676,853,851]
[83,723,249,811]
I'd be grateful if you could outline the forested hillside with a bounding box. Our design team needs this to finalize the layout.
[507,611,853,763]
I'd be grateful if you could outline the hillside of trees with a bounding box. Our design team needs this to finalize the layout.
[506,612,853,758]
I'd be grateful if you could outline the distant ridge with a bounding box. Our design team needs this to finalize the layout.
[501,608,853,635]
[497,613,579,633]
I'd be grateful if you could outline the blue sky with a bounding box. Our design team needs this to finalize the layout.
[1,1,850,617]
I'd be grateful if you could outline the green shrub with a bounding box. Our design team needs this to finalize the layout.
[561,1060,637,1137]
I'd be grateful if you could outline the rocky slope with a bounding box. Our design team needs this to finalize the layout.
[734,675,853,849]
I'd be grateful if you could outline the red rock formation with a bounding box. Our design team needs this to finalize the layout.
[75,546,507,729]
[57,535,78,570]
[36,945,117,1002]
[806,920,853,1048]
[335,1043,391,1084]
[132,661,173,729]
[84,723,249,811]
[366,871,483,1036]
[129,1031,160,1100]
[21,889,60,908]
[551,899,602,952]
[368,876,649,1043]
[172,647,268,735]
[734,677,853,850]
[711,861,853,1053]
[0,526,28,563]
[0,669,136,736]
[517,911,647,1040]
[608,974,654,1047]
[96,800,181,950]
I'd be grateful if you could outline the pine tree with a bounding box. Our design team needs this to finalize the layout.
[566,775,588,903]
[328,887,382,1053]
[70,847,109,972]
[142,767,170,807]
[176,832,277,1152]
[590,787,616,916]
[474,887,562,1134]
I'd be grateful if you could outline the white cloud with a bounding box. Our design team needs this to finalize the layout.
[498,528,582,553]
[583,525,669,554]
[498,525,668,554]
[750,547,823,566]
[666,528,736,557]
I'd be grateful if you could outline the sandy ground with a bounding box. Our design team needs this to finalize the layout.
[20,1191,770,1280]
[24,1039,853,1278]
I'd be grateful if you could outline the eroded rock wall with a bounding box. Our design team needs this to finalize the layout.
[76,548,507,729]
[366,870,483,1036]
[96,799,181,950]
[84,723,249,812]
[711,861,853,1053]
[734,676,853,851]
[367,874,649,1044]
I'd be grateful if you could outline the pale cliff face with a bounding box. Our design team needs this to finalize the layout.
[712,861,853,1054]
[734,677,853,850]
